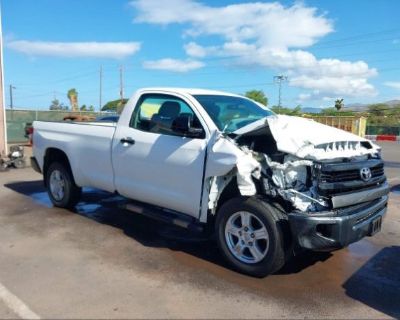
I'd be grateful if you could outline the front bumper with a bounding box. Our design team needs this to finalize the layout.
[288,195,388,251]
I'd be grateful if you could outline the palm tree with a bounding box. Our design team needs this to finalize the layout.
[67,88,79,112]
[335,99,344,111]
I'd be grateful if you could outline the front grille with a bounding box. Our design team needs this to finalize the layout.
[320,163,384,183]
[317,159,386,198]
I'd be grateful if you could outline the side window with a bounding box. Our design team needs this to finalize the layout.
[130,94,204,137]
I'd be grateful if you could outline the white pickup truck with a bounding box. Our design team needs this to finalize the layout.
[31,88,389,277]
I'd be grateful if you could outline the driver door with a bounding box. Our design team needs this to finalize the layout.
[112,93,207,218]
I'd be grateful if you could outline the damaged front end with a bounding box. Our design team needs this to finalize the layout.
[203,115,389,251]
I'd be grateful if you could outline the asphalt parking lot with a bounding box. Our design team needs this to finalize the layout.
[0,142,399,319]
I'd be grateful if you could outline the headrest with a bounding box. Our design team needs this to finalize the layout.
[158,101,181,118]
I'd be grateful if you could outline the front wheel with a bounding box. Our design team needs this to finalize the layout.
[216,197,288,277]
[45,162,81,208]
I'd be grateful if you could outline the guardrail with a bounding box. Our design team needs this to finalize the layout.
[365,135,399,142]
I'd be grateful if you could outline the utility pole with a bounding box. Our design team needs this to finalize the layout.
[119,65,124,104]
[99,65,103,111]
[0,7,7,156]
[9,84,15,109]
[273,75,288,112]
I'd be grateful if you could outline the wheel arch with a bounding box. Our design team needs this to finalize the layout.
[215,177,241,215]
[43,148,76,186]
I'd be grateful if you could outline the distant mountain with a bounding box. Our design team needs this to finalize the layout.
[384,100,400,106]
[346,100,400,111]
[345,103,369,111]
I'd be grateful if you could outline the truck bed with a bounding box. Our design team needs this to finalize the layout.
[33,121,117,192]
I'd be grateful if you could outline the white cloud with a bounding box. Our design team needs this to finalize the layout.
[298,91,335,102]
[143,58,204,72]
[298,93,312,101]
[131,0,332,48]
[184,42,218,58]
[131,0,378,99]
[294,76,377,99]
[6,40,141,59]
[189,43,378,98]
[384,81,400,89]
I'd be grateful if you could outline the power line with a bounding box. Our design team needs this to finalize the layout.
[117,55,400,79]
[10,61,400,99]
[13,90,63,99]
[312,36,400,50]
[7,49,400,90]
[10,58,399,95]
[312,28,400,46]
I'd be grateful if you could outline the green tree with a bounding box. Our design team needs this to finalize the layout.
[245,90,268,106]
[101,99,128,112]
[293,105,302,115]
[334,98,344,111]
[89,105,95,112]
[321,107,354,116]
[49,98,63,110]
[368,103,388,116]
[271,105,302,115]
[80,104,87,111]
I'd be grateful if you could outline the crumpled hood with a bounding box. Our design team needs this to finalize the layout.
[234,114,380,160]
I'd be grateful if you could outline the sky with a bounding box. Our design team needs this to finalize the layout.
[2,0,400,110]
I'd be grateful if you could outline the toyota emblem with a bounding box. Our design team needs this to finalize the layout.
[360,167,372,182]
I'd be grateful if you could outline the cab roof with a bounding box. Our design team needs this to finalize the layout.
[137,87,244,98]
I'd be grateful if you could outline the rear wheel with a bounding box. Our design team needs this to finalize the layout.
[216,197,288,277]
[45,162,81,208]
[13,158,26,169]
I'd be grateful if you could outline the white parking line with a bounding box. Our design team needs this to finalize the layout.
[0,282,40,319]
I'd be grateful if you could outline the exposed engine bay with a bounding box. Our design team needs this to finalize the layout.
[203,115,383,221]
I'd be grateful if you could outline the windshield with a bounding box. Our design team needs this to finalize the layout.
[193,95,274,133]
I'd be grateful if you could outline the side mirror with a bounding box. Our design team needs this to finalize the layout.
[172,114,204,138]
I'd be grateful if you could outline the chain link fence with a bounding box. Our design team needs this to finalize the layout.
[365,125,400,136]
[6,109,118,143]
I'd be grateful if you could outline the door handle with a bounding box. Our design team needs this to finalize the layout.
[120,137,135,145]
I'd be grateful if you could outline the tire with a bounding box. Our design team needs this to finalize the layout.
[0,161,8,172]
[45,162,81,208]
[13,158,26,169]
[216,196,288,277]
